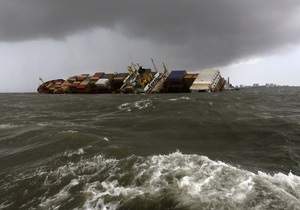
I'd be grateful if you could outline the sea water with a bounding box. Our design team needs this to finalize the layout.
[0,87,300,209]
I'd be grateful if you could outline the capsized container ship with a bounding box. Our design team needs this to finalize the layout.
[37,62,225,94]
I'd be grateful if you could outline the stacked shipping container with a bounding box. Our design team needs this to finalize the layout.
[38,68,226,94]
[190,69,224,92]
[161,70,187,93]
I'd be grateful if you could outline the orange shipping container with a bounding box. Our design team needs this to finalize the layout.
[77,85,87,90]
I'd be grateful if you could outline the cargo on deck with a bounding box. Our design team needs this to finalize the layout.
[37,62,226,94]
[190,69,225,92]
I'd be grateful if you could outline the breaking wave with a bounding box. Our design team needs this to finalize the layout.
[117,99,153,111]
[0,124,19,129]
[167,96,191,101]
[2,151,300,209]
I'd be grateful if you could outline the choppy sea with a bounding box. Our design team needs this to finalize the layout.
[1,87,300,209]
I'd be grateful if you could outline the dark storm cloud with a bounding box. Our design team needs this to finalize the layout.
[1,0,300,67]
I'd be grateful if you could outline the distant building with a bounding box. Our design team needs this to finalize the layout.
[253,83,259,87]
[265,83,277,87]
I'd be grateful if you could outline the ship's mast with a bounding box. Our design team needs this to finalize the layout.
[163,62,168,73]
[39,77,45,85]
[151,58,158,72]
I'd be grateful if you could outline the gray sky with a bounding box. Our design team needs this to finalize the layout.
[1,0,300,92]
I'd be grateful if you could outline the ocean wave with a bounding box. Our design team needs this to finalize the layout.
[2,151,300,209]
[167,96,191,101]
[63,148,85,157]
[38,121,76,127]
[117,99,153,112]
[60,130,79,134]
[0,124,19,129]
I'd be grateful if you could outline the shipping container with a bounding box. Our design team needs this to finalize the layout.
[83,78,91,82]
[184,73,198,88]
[166,70,187,81]
[93,72,104,77]
[90,76,100,80]
[77,76,86,81]
[190,69,223,92]
[70,82,80,87]
[77,85,87,90]
[101,73,115,79]
[114,73,128,79]
[79,82,89,86]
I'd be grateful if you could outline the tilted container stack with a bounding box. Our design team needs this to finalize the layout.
[161,70,187,93]
[76,74,90,91]
[190,69,225,92]
[95,73,116,93]
[112,73,129,92]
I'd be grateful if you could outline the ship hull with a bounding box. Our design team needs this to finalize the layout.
[37,79,65,94]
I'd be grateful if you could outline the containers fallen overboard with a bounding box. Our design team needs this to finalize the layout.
[37,64,226,94]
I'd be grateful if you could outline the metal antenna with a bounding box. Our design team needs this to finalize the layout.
[39,77,45,84]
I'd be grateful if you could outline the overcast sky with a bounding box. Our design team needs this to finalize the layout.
[1,0,300,92]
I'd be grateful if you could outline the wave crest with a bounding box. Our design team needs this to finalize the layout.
[2,151,300,209]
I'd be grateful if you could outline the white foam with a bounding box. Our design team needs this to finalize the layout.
[0,202,13,209]
[37,122,52,127]
[0,124,19,129]
[83,152,300,209]
[118,99,153,111]
[61,130,78,133]
[168,97,191,101]
[83,197,120,210]
[11,152,300,209]
[38,179,80,209]
[38,121,76,127]
[117,102,132,111]
[64,148,85,157]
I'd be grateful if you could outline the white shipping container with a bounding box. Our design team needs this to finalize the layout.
[190,69,221,92]
[95,78,110,89]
